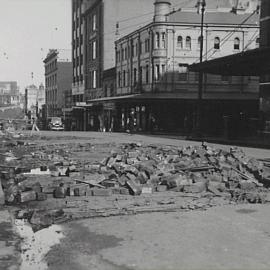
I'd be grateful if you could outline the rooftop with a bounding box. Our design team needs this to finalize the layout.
[168,10,260,25]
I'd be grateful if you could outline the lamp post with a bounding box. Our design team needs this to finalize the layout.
[196,0,206,136]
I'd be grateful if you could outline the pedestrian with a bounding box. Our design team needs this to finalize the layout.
[30,118,40,136]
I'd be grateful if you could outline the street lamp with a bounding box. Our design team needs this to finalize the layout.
[195,0,206,136]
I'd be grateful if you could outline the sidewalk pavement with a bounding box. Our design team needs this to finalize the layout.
[190,135,270,149]
[0,208,21,270]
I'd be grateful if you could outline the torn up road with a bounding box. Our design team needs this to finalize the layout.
[2,131,270,269]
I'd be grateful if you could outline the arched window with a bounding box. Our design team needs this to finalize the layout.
[214,37,220,50]
[234,37,240,50]
[177,36,183,48]
[186,36,191,50]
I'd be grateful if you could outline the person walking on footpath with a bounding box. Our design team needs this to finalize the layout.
[30,118,40,136]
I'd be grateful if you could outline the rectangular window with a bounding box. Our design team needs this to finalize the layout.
[139,66,142,83]
[131,44,134,57]
[134,68,137,84]
[155,65,160,81]
[121,48,124,61]
[161,32,166,48]
[155,33,160,49]
[118,71,121,87]
[92,14,96,31]
[93,70,97,88]
[146,65,149,84]
[93,40,96,59]
[123,70,126,86]
[145,39,150,53]
[178,64,188,81]
[127,70,130,86]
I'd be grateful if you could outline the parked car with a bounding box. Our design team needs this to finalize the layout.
[48,117,64,131]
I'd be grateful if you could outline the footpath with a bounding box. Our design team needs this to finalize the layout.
[0,208,21,270]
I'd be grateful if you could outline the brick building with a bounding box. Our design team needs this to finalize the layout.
[43,49,72,118]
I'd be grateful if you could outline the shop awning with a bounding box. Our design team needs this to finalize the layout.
[189,47,270,76]
[86,94,141,105]
[85,92,257,104]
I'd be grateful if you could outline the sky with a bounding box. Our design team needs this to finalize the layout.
[0,0,71,92]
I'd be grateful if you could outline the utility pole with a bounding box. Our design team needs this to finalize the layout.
[196,0,206,136]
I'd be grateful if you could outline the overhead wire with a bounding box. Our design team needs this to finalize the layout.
[101,0,192,39]
[243,29,259,51]
[195,10,258,63]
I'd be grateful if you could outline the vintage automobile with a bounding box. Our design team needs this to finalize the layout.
[48,117,64,131]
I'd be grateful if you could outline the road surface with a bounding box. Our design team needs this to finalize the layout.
[7,131,270,269]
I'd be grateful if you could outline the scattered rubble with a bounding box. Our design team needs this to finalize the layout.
[1,133,270,230]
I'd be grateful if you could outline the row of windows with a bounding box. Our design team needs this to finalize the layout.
[154,32,166,49]
[176,35,242,51]
[116,34,260,64]
[73,55,83,67]
[45,74,57,88]
[116,38,151,63]
[73,74,84,84]
[46,89,57,103]
[45,60,57,74]
[117,64,167,87]
[73,35,83,47]
[116,65,242,87]
[72,17,83,30]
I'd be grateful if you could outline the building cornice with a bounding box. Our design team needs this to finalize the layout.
[115,20,259,45]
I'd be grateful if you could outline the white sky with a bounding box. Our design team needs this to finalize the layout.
[0,0,71,91]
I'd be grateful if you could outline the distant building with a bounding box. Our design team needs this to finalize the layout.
[43,49,72,118]
[37,83,45,114]
[0,81,18,95]
[25,84,38,118]
[0,81,20,106]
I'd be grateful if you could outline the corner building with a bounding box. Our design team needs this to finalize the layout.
[111,0,260,134]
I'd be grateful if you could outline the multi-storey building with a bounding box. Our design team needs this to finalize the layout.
[37,83,45,114]
[0,81,20,106]
[110,0,260,134]
[72,0,85,105]
[71,0,259,131]
[44,49,72,118]
[259,0,270,126]
[71,0,163,130]
[82,0,257,102]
